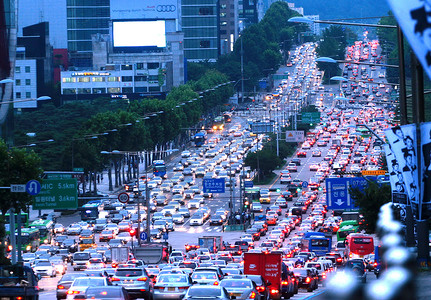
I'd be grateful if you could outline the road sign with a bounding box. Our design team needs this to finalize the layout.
[73,168,84,172]
[251,122,275,134]
[325,177,368,210]
[244,181,254,188]
[286,130,305,142]
[140,232,147,241]
[362,170,386,176]
[118,192,130,204]
[203,178,226,193]
[26,180,41,195]
[301,112,321,124]
[10,184,26,193]
[302,181,309,188]
[163,232,168,240]
[33,178,78,210]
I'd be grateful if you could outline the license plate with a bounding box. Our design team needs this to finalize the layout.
[168,287,176,291]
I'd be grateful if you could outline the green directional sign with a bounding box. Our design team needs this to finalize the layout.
[301,112,321,124]
[33,178,78,210]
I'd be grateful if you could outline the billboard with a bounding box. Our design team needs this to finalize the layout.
[420,122,431,219]
[385,124,420,217]
[113,21,166,48]
[110,0,178,20]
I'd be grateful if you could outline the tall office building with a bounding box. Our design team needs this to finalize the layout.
[219,0,238,55]
[239,0,258,31]
[182,0,220,61]
[67,0,110,68]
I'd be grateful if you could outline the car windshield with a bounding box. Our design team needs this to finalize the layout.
[191,272,218,280]
[115,269,143,277]
[61,274,88,282]
[73,253,90,260]
[157,274,188,283]
[187,287,222,297]
[86,288,122,298]
[36,261,51,267]
[73,278,105,286]
[220,279,252,288]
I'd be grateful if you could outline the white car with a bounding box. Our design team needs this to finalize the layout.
[188,199,201,209]
[32,260,56,277]
[189,213,205,226]
[66,277,111,300]
[181,150,191,158]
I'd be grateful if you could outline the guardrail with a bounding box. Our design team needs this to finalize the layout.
[325,203,415,300]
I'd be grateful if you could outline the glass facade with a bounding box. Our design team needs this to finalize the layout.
[66,0,110,67]
[182,0,219,61]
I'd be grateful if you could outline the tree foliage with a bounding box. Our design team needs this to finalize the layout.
[349,180,392,233]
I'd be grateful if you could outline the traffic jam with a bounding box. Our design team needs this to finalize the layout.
[22,39,395,300]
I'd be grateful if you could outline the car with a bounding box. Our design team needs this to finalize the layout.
[297,151,307,158]
[292,268,318,292]
[291,158,301,166]
[309,164,319,171]
[190,270,222,285]
[312,150,321,157]
[190,213,205,226]
[56,273,89,299]
[287,163,297,172]
[111,267,152,299]
[280,174,292,184]
[173,163,184,172]
[219,277,261,299]
[84,286,130,300]
[184,285,231,300]
[172,213,185,224]
[251,202,263,213]
[33,260,56,278]
[343,259,367,283]
[66,277,112,300]
[153,271,193,299]
[209,215,224,226]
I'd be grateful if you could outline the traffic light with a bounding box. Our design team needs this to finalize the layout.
[244,199,250,209]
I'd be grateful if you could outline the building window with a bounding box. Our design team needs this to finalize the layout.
[199,7,213,15]
[220,30,227,35]
[26,92,31,98]
[122,87,133,93]
[77,88,91,94]
[63,88,76,95]
[15,66,20,73]
[62,77,76,83]
[134,76,147,81]
[15,79,21,86]
[77,77,90,82]
[108,77,120,82]
[92,88,106,94]
[135,87,147,92]
[25,66,31,73]
[92,77,105,82]
[148,75,158,82]
[136,63,144,70]
[149,86,160,92]
[16,92,21,98]
[108,87,121,93]
[200,40,210,48]
[121,76,133,82]
[121,64,133,70]
[147,62,159,69]
[25,79,31,85]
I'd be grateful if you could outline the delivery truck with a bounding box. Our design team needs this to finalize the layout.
[198,236,224,253]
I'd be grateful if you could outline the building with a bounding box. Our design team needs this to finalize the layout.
[219,0,239,55]
[61,0,185,101]
[305,15,320,35]
[13,49,37,108]
[182,0,219,61]
[239,0,258,31]
[287,2,304,15]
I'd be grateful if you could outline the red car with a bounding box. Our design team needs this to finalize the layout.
[297,151,307,158]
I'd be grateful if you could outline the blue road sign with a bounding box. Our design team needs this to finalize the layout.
[203,178,226,193]
[163,232,168,240]
[26,180,41,196]
[244,181,254,188]
[325,177,368,210]
[302,181,309,188]
[140,232,147,241]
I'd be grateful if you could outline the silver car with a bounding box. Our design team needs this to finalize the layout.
[112,267,152,299]
[153,272,193,299]
[184,285,231,300]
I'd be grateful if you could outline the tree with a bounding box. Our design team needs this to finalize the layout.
[349,180,392,233]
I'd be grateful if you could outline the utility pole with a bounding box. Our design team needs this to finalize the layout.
[241,37,245,103]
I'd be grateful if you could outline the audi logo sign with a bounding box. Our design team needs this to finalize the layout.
[157,5,176,12]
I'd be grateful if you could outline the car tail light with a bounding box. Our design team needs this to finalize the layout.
[137,277,147,281]
[111,277,121,281]
[270,289,279,294]
[111,263,118,268]
[250,291,257,299]
[213,281,219,286]
[153,286,164,290]
[178,286,190,290]
[281,281,288,285]
[373,262,378,267]
[57,285,65,290]
[322,272,326,279]
[306,277,311,283]
[67,290,80,295]
[16,297,23,300]
[256,286,265,292]
[292,278,296,282]
[336,258,342,262]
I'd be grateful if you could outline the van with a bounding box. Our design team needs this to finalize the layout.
[72,252,91,271]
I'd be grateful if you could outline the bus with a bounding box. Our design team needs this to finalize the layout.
[192,131,207,147]
[211,116,225,132]
[356,127,372,139]
[29,219,53,244]
[153,160,167,178]
[5,212,29,234]
[245,187,261,203]
[223,112,232,123]
[345,233,374,259]
[19,228,40,252]
[337,220,360,242]
[79,202,101,222]
[301,232,331,256]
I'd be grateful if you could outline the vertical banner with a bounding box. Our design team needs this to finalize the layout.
[385,124,420,217]
[420,122,431,219]
[384,144,408,221]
